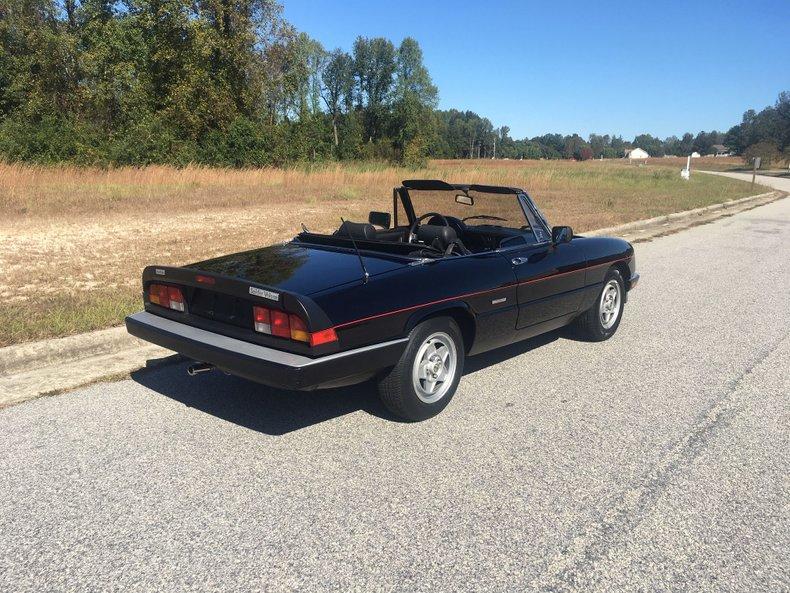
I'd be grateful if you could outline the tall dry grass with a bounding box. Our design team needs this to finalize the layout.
[0,157,753,221]
[0,158,762,345]
[0,162,406,217]
[640,156,745,171]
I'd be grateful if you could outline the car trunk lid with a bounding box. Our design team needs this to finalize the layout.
[186,242,408,295]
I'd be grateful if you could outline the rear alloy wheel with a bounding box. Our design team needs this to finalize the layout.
[377,317,464,421]
[573,268,625,341]
[412,332,458,404]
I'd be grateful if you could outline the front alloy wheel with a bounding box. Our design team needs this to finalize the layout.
[599,279,622,329]
[573,268,625,341]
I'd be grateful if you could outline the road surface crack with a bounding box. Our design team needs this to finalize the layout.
[530,330,789,592]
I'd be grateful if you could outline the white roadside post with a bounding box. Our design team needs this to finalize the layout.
[751,157,761,188]
[681,155,691,180]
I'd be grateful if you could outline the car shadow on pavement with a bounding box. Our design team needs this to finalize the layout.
[131,327,570,435]
[131,360,393,436]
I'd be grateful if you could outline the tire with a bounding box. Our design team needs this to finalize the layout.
[573,268,625,341]
[377,317,465,421]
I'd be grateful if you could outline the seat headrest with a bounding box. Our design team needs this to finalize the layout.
[416,224,458,251]
[337,221,377,241]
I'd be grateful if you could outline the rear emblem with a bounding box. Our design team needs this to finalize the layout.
[249,286,279,301]
[155,268,166,276]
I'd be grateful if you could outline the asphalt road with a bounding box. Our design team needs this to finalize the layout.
[2,196,789,592]
[703,169,790,193]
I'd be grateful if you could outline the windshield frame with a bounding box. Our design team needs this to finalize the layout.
[518,191,552,244]
[400,184,531,230]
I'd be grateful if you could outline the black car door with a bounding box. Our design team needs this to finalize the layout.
[508,241,588,329]
[507,195,587,329]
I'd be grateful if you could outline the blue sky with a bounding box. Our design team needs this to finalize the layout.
[282,0,789,140]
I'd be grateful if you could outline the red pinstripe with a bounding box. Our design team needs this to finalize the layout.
[332,255,632,330]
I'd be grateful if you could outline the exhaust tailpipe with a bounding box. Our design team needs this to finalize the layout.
[187,362,215,376]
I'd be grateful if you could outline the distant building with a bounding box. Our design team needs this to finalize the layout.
[712,144,730,157]
[624,148,649,160]
[691,152,701,158]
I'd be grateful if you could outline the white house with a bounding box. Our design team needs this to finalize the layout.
[624,147,649,160]
[691,152,701,158]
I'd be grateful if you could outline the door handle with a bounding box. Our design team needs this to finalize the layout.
[511,257,529,265]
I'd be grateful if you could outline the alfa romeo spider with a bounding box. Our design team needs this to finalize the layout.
[126,180,639,421]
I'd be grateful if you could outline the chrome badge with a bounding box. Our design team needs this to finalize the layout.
[249,286,279,301]
[155,268,166,276]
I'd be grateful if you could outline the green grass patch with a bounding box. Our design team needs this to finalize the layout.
[0,290,141,347]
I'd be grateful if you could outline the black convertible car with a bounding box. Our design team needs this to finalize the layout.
[127,180,638,421]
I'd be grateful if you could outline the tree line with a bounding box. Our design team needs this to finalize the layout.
[1,1,788,168]
[434,95,789,165]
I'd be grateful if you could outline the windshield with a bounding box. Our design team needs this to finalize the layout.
[404,189,529,230]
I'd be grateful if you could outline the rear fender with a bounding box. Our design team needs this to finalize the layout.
[404,302,477,353]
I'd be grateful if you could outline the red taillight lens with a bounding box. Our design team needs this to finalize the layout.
[167,286,184,311]
[253,306,271,334]
[270,310,291,338]
[251,306,337,347]
[309,327,338,347]
[148,284,185,312]
[289,314,309,342]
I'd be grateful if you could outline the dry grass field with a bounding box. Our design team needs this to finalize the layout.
[641,156,745,171]
[0,158,761,346]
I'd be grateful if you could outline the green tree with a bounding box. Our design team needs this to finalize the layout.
[394,37,437,107]
[633,133,664,157]
[391,37,437,166]
[352,36,395,142]
[321,49,354,148]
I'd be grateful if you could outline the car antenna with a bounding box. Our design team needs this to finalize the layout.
[340,217,369,284]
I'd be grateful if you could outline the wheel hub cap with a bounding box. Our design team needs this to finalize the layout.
[412,332,457,404]
[599,280,622,330]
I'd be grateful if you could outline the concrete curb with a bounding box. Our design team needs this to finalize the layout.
[586,190,779,240]
[0,325,174,407]
[1,326,144,375]
[0,188,784,407]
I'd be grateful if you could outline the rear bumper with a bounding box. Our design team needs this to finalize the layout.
[126,311,408,390]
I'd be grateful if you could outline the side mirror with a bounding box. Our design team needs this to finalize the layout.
[368,211,391,229]
[551,225,573,244]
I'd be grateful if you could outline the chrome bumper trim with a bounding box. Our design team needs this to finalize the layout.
[126,311,407,369]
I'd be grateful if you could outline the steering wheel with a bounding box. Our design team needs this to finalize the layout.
[430,214,466,237]
[408,212,449,244]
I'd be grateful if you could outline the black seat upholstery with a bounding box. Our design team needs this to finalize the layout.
[335,221,377,241]
[377,228,408,242]
[416,224,458,251]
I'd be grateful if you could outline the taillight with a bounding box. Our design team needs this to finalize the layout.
[252,305,338,347]
[289,315,309,342]
[309,328,338,347]
[148,283,185,312]
[167,286,184,311]
[253,306,271,334]
[270,310,290,338]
